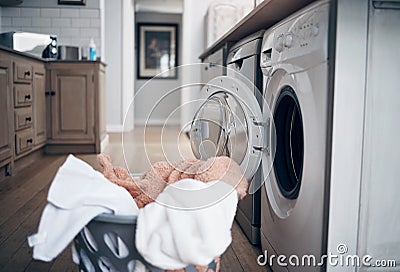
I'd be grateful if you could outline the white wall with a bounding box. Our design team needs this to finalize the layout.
[135,0,183,13]
[104,0,135,132]
[180,0,211,131]
[104,0,122,130]
[0,0,103,57]
[134,12,182,126]
[326,1,369,271]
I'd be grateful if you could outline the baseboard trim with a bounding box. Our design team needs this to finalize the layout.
[45,144,96,155]
[135,118,180,126]
[106,124,135,133]
[106,125,124,133]
[100,134,109,152]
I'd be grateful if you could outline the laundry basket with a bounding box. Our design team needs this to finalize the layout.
[74,213,217,272]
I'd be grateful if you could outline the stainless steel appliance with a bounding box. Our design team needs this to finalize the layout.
[201,43,231,83]
[58,45,80,60]
[0,31,57,59]
[226,30,265,245]
[260,1,331,271]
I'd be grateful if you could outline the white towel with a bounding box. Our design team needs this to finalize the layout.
[135,178,238,270]
[27,155,139,262]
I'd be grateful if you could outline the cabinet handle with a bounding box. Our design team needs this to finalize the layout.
[25,94,31,100]
[26,117,32,122]
[27,138,33,144]
[24,70,31,77]
[45,91,56,96]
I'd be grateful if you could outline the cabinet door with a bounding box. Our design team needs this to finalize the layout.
[33,66,46,145]
[0,61,12,164]
[51,68,95,141]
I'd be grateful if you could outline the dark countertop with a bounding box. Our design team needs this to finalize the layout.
[0,45,106,66]
[199,0,316,59]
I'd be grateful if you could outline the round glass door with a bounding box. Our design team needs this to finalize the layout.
[273,86,304,199]
[190,91,248,164]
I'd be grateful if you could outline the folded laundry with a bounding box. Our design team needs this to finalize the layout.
[27,155,139,262]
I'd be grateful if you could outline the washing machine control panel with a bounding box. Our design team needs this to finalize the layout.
[272,5,328,59]
[261,2,329,70]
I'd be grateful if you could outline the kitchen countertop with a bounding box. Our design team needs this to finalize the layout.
[199,0,316,59]
[0,45,106,66]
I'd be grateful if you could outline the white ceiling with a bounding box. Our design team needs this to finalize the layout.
[135,0,183,14]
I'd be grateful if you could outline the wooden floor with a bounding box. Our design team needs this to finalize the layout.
[0,127,269,272]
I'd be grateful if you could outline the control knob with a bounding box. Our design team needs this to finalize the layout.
[284,33,294,48]
[311,25,319,36]
[275,35,284,52]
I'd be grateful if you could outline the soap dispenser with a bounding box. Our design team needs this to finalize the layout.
[89,38,97,61]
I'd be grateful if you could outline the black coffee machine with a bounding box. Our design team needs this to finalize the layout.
[42,35,58,59]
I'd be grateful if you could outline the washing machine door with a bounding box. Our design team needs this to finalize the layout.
[262,70,304,218]
[190,76,270,182]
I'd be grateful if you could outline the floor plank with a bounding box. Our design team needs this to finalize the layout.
[230,223,267,272]
[0,156,66,227]
[0,156,59,198]
[220,244,244,271]
[0,186,47,245]
[49,245,76,272]
[0,202,44,270]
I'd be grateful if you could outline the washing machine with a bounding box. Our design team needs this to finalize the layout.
[226,30,265,245]
[259,1,332,271]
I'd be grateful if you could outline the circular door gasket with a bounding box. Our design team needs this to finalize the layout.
[273,86,304,199]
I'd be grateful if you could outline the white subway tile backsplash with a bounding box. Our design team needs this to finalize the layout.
[21,8,40,17]
[41,8,60,17]
[40,27,60,36]
[1,4,102,55]
[79,9,99,18]
[61,27,79,37]
[1,17,12,27]
[71,18,90,27]
[52,18,71,27]
[1,27,20,33]
[21,27,41,33]
[60,9,79,18]
[90,18,100,28]
[1,7,20,17]
[80,37,91,45]
[32,17,51,27]
[12,17,32,27]
[58,37,82,48]
[80,27,100,38]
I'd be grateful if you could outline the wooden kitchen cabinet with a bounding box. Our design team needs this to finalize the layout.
[0,47,107,178]
[45,62,106,154]
[11,58,35,158]
[50,67,94,141]
[0,60,12,169]
[33,65,47,146]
